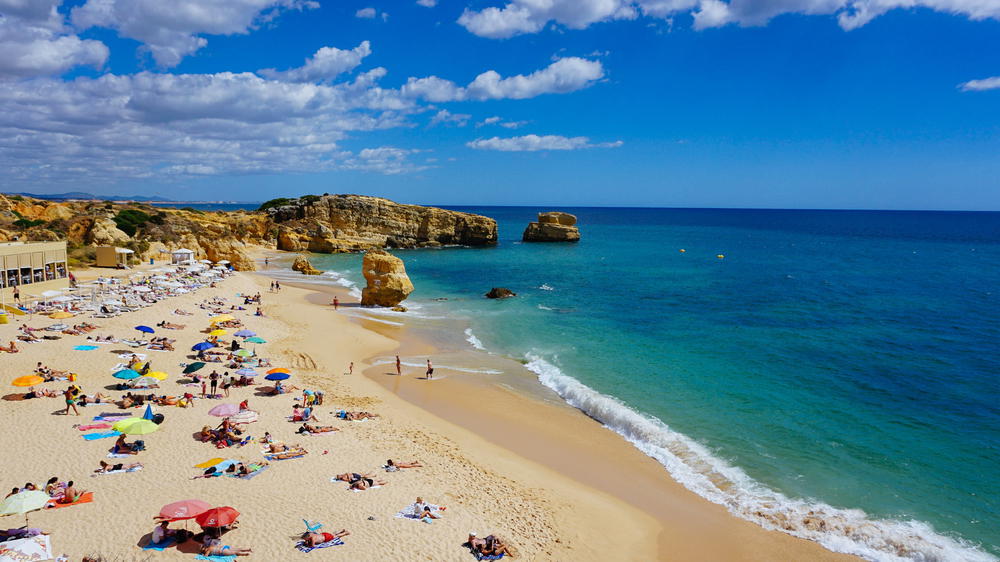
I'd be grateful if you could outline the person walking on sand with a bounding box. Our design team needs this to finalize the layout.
[425,359,433,380]
[264,257,269,269]
[12,285,19,304]
[347,362,353,375]
[333,296,339,310]
[64,388,79,416]
[395,355,402,376]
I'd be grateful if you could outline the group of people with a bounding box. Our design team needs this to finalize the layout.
[4,476,84,506]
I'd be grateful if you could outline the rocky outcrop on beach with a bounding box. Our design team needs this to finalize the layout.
[360,250,414,307]
[267,194,498,252]
[0,193,498,272]
[485,287,517,299]
[522,212,580,242]
[292,255,322,275]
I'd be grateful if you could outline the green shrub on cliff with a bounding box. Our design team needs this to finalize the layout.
[258,197,294,211]
[113,209,152,236]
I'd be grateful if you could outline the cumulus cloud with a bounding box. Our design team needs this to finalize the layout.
[403,57,604,102]
[457,0,1000,37]
[346,147,429,174]
[259,41,372,83]
[467,134,623,151]
[71,0,318,67]
[0,16,108,78]
[429,109,470,127]
[959,77,1000,92]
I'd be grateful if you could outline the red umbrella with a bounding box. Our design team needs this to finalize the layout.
[195,506,240,528]
[159,499,211,521]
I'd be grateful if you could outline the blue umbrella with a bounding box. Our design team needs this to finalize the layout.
[113,369,141,380]
[264,373,289,381]
[192,342,216,351]
[235,368,257,376]
[135,325,155,334]
[234,330,256,338]
[142,404,154,420]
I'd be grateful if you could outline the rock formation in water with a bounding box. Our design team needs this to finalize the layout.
[522,212,580,242]
[485,287,517,299]
[360,250,414,307]
[292,255,322,275]
[0,193,498,272]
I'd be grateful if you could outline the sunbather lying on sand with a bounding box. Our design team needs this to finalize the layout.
[468,533,515,558]
[0,341,21,352]
[200,538,251,557]
[94,460,142,473]
[334,472,387,490]
[80,393,109,404]
[298,424,338,434]
[24,387,57,399]
[301,529,350,547]
[156,321,186,329]
[267,442,301,453]
[335,410,380,421]
[385,459,422,471]
[174,309,193,316]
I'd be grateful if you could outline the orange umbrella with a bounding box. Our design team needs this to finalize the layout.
[266,368,290,375]
[12,375,44,387]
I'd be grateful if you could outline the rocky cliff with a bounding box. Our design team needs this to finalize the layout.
[360,250,414,307]
[522,212,580,242]
[0,193,498,272]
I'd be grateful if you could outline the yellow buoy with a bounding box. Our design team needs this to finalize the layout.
[716,254,725,259]
[679,249,686,253]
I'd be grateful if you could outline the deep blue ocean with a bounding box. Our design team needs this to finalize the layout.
[272,207,999,561]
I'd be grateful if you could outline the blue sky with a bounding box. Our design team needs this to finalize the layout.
[1,0,999,209]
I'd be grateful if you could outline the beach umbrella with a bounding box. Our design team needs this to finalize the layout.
[159,499,211,521]
[266,368,290,375]
[217,260,230,265]
[245,337,266,344]
[40,290,62,298]
[208,403,240,417]
[133,286,151,293]
[264,372,289,381]
[235,368,257,377]
[199,259,212,264]
[50,296,75,303]
[0,490,50,524]
[146,371,169,381]
[113,418,159,435]
[234,349,252,358]
[182,362,206,374]
[229,410,258,424]
[209,315,234,324]
[48,311,74,319]
[131,377,159,388]
[195,506,239,528]
[142,404,154,420]
[234,330,255,338]
[101,299,121,306]
[11,375,44,387]
[135,325,155,334]
[113,369,141,380]
[208,329,227,337]
[192,342,216,351]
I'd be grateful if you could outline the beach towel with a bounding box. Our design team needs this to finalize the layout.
[194,458,226,469]
[73,345,99,351]
[77,423,112,431]
[474,554,505,561]
[83,430,121,440]
[107,452,132,458]
[141,535,177,551]
[295,538,344,552]
[46,491,93,509]
[195,555,235,562]
[91,465,142,476]
[263,450,306,461]
[96,411,130,419]
[395,502,442,520]
[228,464,268,480]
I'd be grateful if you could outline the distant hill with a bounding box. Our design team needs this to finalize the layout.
[4,191,172,202]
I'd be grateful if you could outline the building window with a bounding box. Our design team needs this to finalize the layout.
[20,267,32,285]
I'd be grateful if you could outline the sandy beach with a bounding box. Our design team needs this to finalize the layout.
[0,256,857,561]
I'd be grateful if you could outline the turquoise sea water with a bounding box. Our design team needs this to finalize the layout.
[285,208,999,561]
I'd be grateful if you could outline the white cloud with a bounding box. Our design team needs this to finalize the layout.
[403,57,604,102]
[259,41,372,83]
[0,15,108,78]
[71,0,318,67]
[499,120,528,128]
[416,0,437,6]
[457,0,1000,37]
[476,116,528,128]
[429,109,470,127]
[477,116,502,127]
[347,147,429,174]
[355,7,376,18]
[959,77,1000,92]
[467,134,623,151]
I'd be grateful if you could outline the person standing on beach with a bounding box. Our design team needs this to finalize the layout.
[264,257,269,269]
[200,379,207,398]
[333,296,339,310]
[12,285,19,304]
[395,355,402,376]
[347,362,354,375]
[209,371,219,397]
[425,360,433,380]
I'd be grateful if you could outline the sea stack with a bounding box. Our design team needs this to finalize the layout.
[360,249,414,307]
[522,212,580,242]
[291,255,322,275]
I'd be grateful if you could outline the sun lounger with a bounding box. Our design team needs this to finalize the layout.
[295,538,344,552]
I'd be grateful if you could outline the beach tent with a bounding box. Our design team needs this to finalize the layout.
[95,246,134,268]
[171,249,195,265]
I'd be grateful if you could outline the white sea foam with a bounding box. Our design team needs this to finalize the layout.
[537,305,554,311]
[464,328,487,351]
[539,284,554,291]
[373,358,502,375]
[523,352,996,562]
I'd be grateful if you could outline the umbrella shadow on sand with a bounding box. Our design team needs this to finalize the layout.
[2,393,26,401]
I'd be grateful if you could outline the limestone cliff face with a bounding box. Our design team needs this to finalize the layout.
[269,195,497,252]
[360,250,414,307]
[522,212,581,242]
[0,193,496,272]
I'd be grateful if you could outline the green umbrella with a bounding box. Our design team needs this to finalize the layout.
[183,362,206,374]
[112,418,160,435]
[245,337,266,344]
[0,490,50,524]
[234,349,252,357]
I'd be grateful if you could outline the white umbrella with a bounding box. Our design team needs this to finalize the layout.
[133,286,151,293]
[102,299,122,306]
[50,295,75,303]
[217,260,230,265]
[40,290,62,298]
[199,259,212,264]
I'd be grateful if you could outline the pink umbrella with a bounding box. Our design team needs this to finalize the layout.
[208,403,240,417]
[159,499,211,521]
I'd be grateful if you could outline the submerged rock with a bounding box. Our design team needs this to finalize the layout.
[291,255,322,275]
[360,250,414,307]
[522,212,580,242]
[485,287,516,299]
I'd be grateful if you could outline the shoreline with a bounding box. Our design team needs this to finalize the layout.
[261,252,858,561]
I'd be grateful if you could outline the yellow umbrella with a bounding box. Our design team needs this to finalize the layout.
[112,418,159,435]
[209,329,227,337]
[11,375,44,387]
[210,315,234,324]
[146,371,169,381]
[49,311,74,319]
